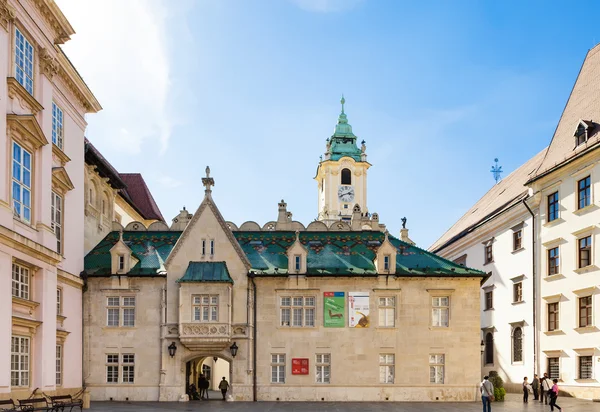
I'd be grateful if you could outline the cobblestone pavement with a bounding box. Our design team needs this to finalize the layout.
[91,394,600,411]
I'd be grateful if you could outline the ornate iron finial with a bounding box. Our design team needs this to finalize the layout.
[340,95,345,114]
[491,158,503,184]
[202,165,215,194]
[401,217,407,229]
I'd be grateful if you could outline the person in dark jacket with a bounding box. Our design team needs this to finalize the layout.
[522,377,529,403]
[198,374,210,399]
[532,374,539,400]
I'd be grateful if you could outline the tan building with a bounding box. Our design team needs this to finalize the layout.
[83,100,485,402]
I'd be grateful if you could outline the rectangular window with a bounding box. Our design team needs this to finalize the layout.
[378,297,395,327]
[548,357,559,380]
[315,354,330,384]
[11,336,30,387]
[57,288,62,315]
[429,354,445,384]
[12,263,30,300]
[122,354,135,383]
[193,295,218,322]
[210,240,215,256]
[280,296,315,327]
[548,247,559,276]
[294,255,301,271]
[12,142,32,223]
[548,192,559,222]
[579,296,592,328]
[52,102,64,149]
[15,28,34,94]
[513,282,523,303]
[122,297,136,327]
[485,291,493,310]
[547,303,559,331]
[432,296,449,327]
[51,192,63,254]
[107,297,120,327]
[484,244,493,264]
[56,345,62,385]
[379,354,394,384]
[578,176,591,209]
[106,354,119,383]
[383,255,390,271]
[118,255,125,271]
[579,236,592,268]
[271,354,285,383]
[513,230,522,251]
[201,240,206,256]
[579,356,593,379]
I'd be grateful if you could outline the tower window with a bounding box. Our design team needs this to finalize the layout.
[341,168,351,185]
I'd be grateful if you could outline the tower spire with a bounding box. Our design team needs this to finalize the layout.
[341,94,345,114]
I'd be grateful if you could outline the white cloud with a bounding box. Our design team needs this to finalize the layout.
[157,175,183,189]
[291,0,365,13]
[56,0,172,154]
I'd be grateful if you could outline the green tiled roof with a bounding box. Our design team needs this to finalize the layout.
[84,231,182,276]
[178,262,233,283]
[84,230,483,278]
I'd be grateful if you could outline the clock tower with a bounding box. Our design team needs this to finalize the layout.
[315,97,370,226]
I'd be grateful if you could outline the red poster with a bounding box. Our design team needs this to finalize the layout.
[291,358,309,375]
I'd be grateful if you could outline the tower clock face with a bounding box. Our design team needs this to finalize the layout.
[338,185,355,202]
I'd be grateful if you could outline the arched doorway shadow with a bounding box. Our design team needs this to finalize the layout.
[185,355,231,401]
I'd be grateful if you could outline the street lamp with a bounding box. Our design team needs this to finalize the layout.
[480,340,485,354]
[213,356,218,363]
[230,342,238,358]
[168,342,177,358]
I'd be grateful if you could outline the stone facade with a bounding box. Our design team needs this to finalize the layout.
[0,0,100,400]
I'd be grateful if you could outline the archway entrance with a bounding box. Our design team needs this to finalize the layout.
[186,356,231,400]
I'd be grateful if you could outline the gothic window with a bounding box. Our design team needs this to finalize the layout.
[341,168,351,185]
[512,327,523,363]
[484,332,494,365]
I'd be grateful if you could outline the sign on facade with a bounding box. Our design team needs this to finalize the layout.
[349,292,370,328]
[291,358,309,375]
[323,292,345,327]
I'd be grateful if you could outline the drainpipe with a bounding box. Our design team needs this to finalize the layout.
[522,196,537,376]
[249,273,257,402]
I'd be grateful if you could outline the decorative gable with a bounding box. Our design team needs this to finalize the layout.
[286,231,308,275]
[52,167,74,195]
[7,114,49,151]
[374,231,397,274]
[109,232,138,274]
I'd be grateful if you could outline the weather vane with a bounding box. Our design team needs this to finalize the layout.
[491,158,503,183]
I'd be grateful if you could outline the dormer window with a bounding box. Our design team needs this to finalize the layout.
[294,255,301,271]
[118,255,125,271]
[384,255,390,271]
[576,124,587,146]
[341,168,352,185]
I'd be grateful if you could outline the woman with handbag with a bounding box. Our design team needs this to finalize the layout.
[480,376,495,412]
[549,378,562,411]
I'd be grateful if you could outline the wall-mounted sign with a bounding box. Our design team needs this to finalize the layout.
[324,292,345,327]
[292,358,309,375]
[349,292,370,328]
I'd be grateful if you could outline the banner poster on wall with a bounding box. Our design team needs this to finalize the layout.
[323,292,345,328]
[349,292,370,328]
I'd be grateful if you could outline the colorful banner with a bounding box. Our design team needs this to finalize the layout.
[349,292,370,328]
[292,358,309,375]
[323,292,345,328]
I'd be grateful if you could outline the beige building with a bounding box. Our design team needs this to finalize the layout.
[0,0,100,401]
[430,44,600,400]
[83,101,485,402]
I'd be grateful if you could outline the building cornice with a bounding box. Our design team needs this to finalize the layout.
[30,0,74,44]
[56,51,102,113]
[0,224,61,265]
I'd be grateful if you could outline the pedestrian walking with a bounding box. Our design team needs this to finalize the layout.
[532,374,540,400]
[549,378,562,411]
[522,377,529,403]
[541,374,551,405]
[198,374,209,400]
[480,375,494,412]
[218,376,230,400]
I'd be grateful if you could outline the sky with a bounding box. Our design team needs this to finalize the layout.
[56,0,600,248]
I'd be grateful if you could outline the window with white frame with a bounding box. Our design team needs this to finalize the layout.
[122,354,135,383]
[12,142,32,223]
[193,295,218,322]
[429,354,445,384]
[379,354,395,384]
[106,296,135,327]
[11,336,30,387]
[378,297,395,327]
[280,296,315,327]
[15,28,34,95]
[548,357,559,380]
[383,255,390,271]
[12,263,30,300]
[51,192,63,253]
[579,356,593,379]
[513,282,523,303]
[315,354,330,383]
[106,354,119,383]
[57,287,62,315]
[431,296,449,327]
[271,354,285,383]
[52,102,64,149]
[56,345,62,385]
[118,255,125,272]
[294,255,301,271]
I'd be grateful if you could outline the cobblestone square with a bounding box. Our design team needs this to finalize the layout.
[90,394,600,411]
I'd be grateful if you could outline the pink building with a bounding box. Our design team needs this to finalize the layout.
[0,0,100,400]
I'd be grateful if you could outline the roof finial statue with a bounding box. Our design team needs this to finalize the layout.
[401,217,407,229]
[491,158,503,184]
[202,165,215,195]
[340,94,345,114]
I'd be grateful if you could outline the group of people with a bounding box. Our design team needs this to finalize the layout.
[480,373,562,412]
[188,375,230,401]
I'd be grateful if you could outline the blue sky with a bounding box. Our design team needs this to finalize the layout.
[57,0,600,248]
